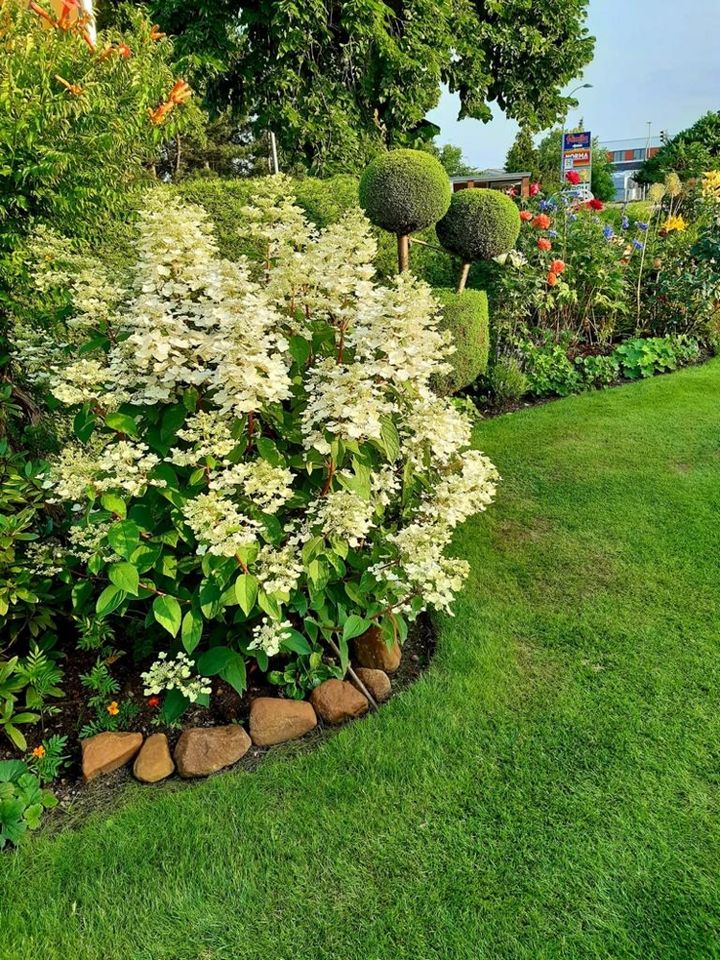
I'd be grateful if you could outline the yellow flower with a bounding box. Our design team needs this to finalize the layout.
[702,170,720,201]
[648,183,666,204]
[106,701,120,716]
[32,745,46,759]
[664,172,682,198]
[663,215,687,233]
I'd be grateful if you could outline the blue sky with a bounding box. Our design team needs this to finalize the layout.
[427,0,720,169]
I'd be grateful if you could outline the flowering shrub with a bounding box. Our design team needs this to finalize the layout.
[35,179,498,719]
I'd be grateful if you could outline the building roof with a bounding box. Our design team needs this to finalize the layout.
[451,170,531,183]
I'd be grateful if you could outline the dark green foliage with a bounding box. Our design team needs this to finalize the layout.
[505,128,540,178]
[488,357,529,402]
[0,759,56,849]
[637,112,720,184]
[359,150,451,236]
[431,289,490,394]
[436,189,520,263]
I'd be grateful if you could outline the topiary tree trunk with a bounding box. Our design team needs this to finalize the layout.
[456,261,471,293]
[397,234,410,272]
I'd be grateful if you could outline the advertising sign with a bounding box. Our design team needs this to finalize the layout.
[562,131,592,185]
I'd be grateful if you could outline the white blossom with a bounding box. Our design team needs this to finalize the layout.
[210,459,294,514]
[141,651,212,703]
[248,617,293,657]
[182,492,260,557]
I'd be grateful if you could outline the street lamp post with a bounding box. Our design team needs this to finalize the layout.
[559,82,593,183]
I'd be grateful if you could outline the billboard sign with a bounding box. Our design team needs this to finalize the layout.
[562,131,592,185]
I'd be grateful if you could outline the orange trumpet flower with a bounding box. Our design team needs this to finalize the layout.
[150,23,166,41]
[169,79,192,105]
[54,74,83,95]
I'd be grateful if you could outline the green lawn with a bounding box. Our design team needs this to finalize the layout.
[2,362,720,960]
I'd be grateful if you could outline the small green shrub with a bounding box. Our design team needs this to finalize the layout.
[431,289,490,395]
[436,189,521,264]
[488,358,529,403]
[615,335,700,379]
[0,759,56,849]
[522,340,581,397]
[575,353,620,389]
[358,149,451,236]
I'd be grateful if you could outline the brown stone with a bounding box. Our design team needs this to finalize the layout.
[174,725,251,778]
[310,679,369,724]
[249,697,317,747]
[81,731,143,782]
[353,626,401,673]
[133,733,174,784]
[352,667,392,703]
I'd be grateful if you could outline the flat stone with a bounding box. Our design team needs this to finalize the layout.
[249,698,317,747]
[133,733,174,783]
[353,626,401,673]
[310,679,369,724]
[81,731,143,782]
[352,667,392,703]
[174,725,251,778]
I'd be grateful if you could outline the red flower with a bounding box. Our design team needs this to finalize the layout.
[529,182,541,197]
[588,198,604,211]
[565,170,581,185]
[537,238,552,252]
[520,210,533,222]
[116,43,132,59]
[147,695,161,709]
[546,272,558,287]
[533,214,551,230]
[551,259,566,274]
[506,186,518,197]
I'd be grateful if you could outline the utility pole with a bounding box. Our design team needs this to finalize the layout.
[269,132,279,175]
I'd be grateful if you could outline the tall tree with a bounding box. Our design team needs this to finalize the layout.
[129,0,595,173]
[636,112,720,184]
[505,129,540,177]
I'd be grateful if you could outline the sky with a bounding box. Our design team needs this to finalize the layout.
[427,0,720,170]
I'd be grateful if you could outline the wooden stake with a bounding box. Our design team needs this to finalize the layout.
[327,638,379,711]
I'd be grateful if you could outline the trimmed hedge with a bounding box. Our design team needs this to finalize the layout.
[436,188,521,263]
[358,149,451,236]
[431,287,490,395]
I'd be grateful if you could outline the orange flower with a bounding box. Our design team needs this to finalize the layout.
[54,75,83,96]
[169,80,192,105]
[150,24,166,41]
[537,238,552,252]
[107,701,120,716]
[148,102,174,125]
[32,745,46,759]
[533,214,551,230]
[519,210,533,222]
[147,695,161,709]
[116,43,132,59]
[546,271,558,287]
[551,259,566,274]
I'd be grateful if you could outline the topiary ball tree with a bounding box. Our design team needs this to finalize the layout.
[436,188,521,292]
[359,149,451,273]
[430,288,489,396]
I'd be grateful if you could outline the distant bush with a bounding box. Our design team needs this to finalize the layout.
[359,150,451,236]
[431,289,489,395]
[487,358,529,404]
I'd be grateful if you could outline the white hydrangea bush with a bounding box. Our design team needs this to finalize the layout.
[39,177,498,715]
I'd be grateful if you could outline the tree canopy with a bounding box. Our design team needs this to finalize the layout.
[636,112,720,184]
[121,0,595,173]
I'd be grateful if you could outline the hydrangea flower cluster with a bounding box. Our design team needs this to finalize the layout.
[42,177,498,710]
[140,652,212,703]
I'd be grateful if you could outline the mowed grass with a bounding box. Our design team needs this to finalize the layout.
[2,361,720,960]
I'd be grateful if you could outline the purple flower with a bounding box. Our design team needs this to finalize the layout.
[539,199,556,212]
[637,222,649,232]
[621,216,630,230]
[567,213,578,223]
[547,229,558,238]
[603,225,614,240]
[632,239,644,251]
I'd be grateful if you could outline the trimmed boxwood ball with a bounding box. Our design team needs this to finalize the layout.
[431,288,490,396]
[436,188,521,263]
[358,149,451,236]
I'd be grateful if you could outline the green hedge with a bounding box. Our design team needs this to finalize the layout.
[431,288,490,395]
[436,188,521,263]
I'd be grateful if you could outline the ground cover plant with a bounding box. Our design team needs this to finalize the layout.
[0,359,718,957]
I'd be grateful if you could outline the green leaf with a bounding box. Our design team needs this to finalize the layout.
[73,407,96,444]
[281,630,312,656]
[107,520,141,560]
[257,590,281,620]
[342,614,372,643]
[108,562,139,596]
[380,416,401,462]
[289,335,311,367]
[100,493,126,518]
[256,437,281,465]
[234,574,258,616]
[196,646,234,676]
[95,584,126,619]
[219,652,247,696]
[160,688,191,725]
[181,609,203,654]
[105,412,139,437]
[152,595,182,638]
